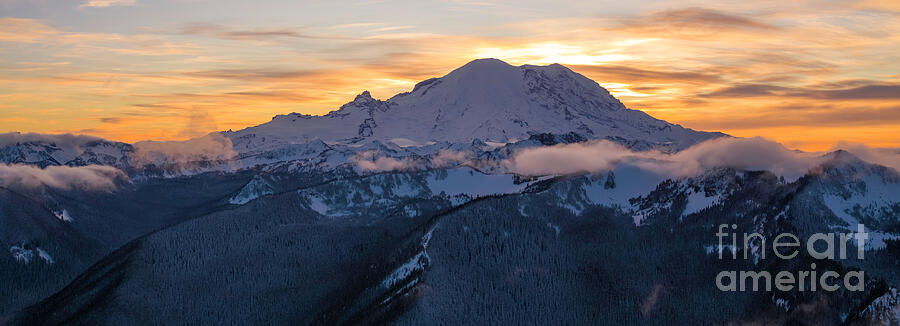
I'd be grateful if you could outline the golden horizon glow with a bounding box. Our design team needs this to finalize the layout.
[1,1,899,151]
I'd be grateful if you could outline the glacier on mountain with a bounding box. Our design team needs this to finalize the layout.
[225,59,723,155]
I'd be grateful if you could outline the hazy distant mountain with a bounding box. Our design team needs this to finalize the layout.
[0,133,133,168]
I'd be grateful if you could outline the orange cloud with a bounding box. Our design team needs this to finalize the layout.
[617,7,778,40]
[0,18,58,43]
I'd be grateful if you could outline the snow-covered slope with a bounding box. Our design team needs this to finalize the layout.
[0,133,133,168]
[802,150,900,249]
[226,58,724,153]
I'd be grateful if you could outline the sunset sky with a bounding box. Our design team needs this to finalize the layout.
[1,0,898,150]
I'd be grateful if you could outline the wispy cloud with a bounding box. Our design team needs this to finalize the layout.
[701,82,900,99]
[176,22,351,42]
[0,164,126,191]
[99,117,122,124]
[373,25,416,32]
[19,61,71,67]
[0,18,58,43]
[78,0,136,9]
[330,22,382,29]
[352,150,420,172]
[569,64,724,84]
[180,23,303,39]
[624,7,778,32]
[132,133,236,166]
[182,68,326,81]
[351,149,473,172]
[608,7,782,42]
[505,137,850,180]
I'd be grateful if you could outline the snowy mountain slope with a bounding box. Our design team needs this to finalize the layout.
[796,150,900,249]
[0,187,108,316]
[6,183,442,326]
[0,133,133,168]
[12,153,897,325]
[0,170,261,316]
[225,58,724,153]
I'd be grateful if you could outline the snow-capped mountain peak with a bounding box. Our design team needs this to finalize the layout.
[340,90,391,113]
[227,58,725,153]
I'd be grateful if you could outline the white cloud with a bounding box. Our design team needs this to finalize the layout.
[430,149,471,168]
[0,164,126,191]
[132,133,237,167]
[352,149,473,172]
[658,137,825,178]
[352,138,865,179]
[352,150,420,172]
[505,137,829,180]
[504,140,634,176]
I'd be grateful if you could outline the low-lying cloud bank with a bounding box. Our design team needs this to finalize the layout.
[506,137,900,179]
[0,164,126,191]
[353,151,420,172]
[352,149,473,172]
[132,133,237,167]
[352,137,900,178]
